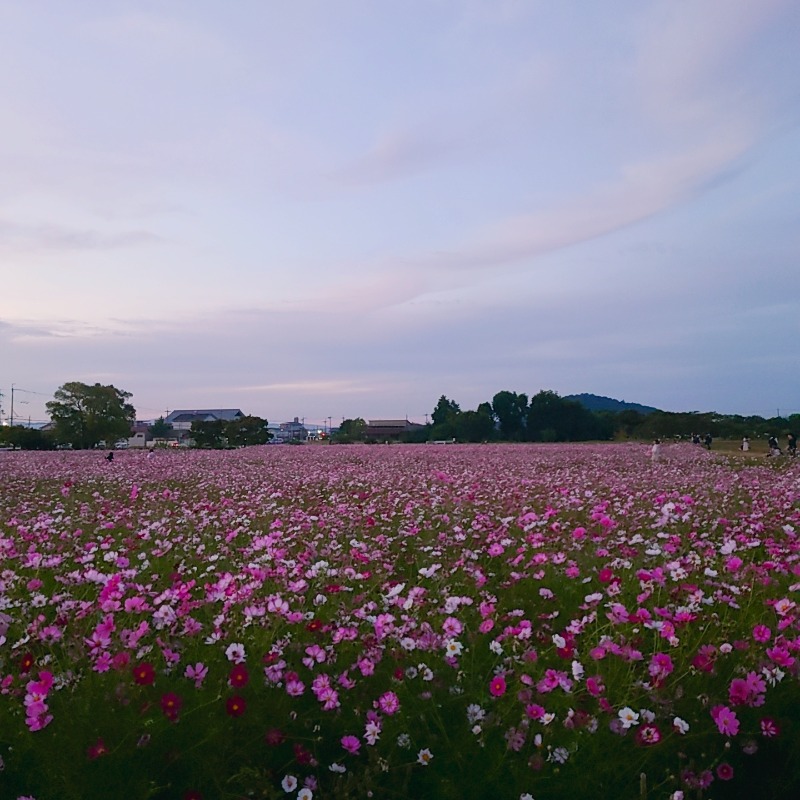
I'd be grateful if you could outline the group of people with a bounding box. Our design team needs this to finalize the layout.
[652,433,797,462]
[690,433,713,449]
[764,433,797,457]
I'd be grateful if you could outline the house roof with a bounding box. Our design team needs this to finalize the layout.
[367,420,425,429]
[165,409,244,424]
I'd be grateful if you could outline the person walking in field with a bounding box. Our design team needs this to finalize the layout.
[768,435,781,456]
[704,433,712,450]
[788,433,797,457]
[651,439,663,462]
[741,437,750,452]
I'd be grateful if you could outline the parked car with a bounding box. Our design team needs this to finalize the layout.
[114,440,129,449]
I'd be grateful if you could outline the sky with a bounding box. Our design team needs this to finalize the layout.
[2,0,799,427]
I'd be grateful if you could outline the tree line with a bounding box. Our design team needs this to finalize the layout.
[0,382,271,450]
[335,390,800,444]
[2,381,796,450]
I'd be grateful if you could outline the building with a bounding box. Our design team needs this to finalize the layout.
[274,417,308,443]
[164,409,245,431]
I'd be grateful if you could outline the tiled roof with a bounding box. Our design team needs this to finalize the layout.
[165,409,244,424]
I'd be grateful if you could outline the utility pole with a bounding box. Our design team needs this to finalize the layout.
[10,385,14,427]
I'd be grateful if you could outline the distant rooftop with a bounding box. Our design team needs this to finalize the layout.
[164,409,244,424]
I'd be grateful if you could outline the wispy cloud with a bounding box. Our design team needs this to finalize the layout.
[333,131,461,186]
[0,219,164,254]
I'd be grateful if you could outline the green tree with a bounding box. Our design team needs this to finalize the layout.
[0,426,55,450]
[190,419,227,449]
[336,418,367,442]
[225,415,271,447]
[149,417,173,438]
[492,391,528,440]
[453,408,495,442]
[432,396,461,426]
[46,382,135,450]
[429,396,462,440]
[526,390,603,442]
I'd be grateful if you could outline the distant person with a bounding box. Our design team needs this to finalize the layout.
[788,433,797,458]
[704,433,712,450]
[651,439,663,462]
[741,437,750,452]
[105,451,114,462]
[147,448,155,460]
[768,435,781,456]
[692,433,700,445]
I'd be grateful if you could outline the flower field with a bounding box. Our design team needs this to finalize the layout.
[1,443,799,800]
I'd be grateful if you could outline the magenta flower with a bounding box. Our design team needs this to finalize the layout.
[376,691,400,715]
[716,762,734,780]
[132,662,156,686]
[87,738,109,760]
[341,735,361,754]
[760,717,780,737]
[711,705,739,737]
[229,663,249,687]
[752,624,771,643]
[635,725,662,746]
[185,662,208,688]
[160,692,183,721]
[226,695,247,717]
[489,675,507,697]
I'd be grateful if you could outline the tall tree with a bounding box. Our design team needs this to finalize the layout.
[46,382,135,449]
[432,396,461,426]
[492,391,528,440]
[225,415,271,447]
[337,418,367,442]
[453,408,496,442]
[190,419,227,449]
[149,417,173,438]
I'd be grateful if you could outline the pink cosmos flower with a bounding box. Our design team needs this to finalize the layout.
[489,675,507,697]
[87,738,109,760]
[760,717,780,737]
[229,664,249,688]
[711,705,739,737]
[376,691,400,715]
[226,695,246,717]
[341,735,361,754]
[525,703,545,720]
[752,624,771,643]
[443,616,463,637]
[716,763,734,781]
[635,725,661,746]
[160,692,183,721]
[185,662,208,688]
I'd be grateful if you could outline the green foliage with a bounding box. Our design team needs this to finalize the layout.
[225,415,271,447]
[492,390,528,440]
[336,418,367,442]
[431,396,460,427]
[148,417,173,438]
[45,381,135,449]
[452,408,495,442]
[0,426,55,450]
[190,419,227,449]
[191,416,271,448]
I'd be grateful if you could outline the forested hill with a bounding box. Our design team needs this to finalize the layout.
[565,393,660,415]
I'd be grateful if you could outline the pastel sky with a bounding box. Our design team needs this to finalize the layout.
[2,0,799,427]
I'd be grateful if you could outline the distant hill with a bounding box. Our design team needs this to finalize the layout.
[565,393,660,415]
